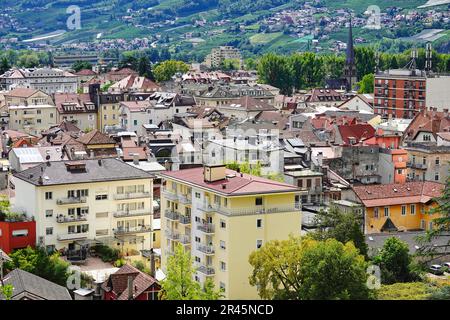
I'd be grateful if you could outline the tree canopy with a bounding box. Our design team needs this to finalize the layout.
[153,60,190,82]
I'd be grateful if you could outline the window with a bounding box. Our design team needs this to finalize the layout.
[410,204,416,215]
[46,227,53,235]
[384,207,389,217]
[194,256,201,263]
[429,221,433,230]
[195,236,201,243]
[153,233,156,242]
[133,120,138,126]
[37,119,42,124]
[95,194,108,200]
[256,240,263,249]
[255,197,262,206]
[195,192,201,199]
[256,219,262,228]
[401,206,406,216]
[220,219,226,229]
[219,282,226,292]
[435,157,440,165]
[220,261,226,271]
[374,208,379,218]
[45,210,53,218]
[306,179,312,188]
[45,192,52,200]
[435,173,439,181]
[220,240,226,250]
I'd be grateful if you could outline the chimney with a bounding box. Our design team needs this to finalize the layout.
[127,275,134,300]
[150,249,156,278]
[317,152,323,167]
[133,153,139,165]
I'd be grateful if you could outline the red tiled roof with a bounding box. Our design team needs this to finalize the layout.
[404,109,450,141]
[338,123,375,145]
[77,129,115,145]
[75,69,97,76]
[5,88,39,98]
[122,147,148,161]
[353,181,445,207]
[161,167,300,196]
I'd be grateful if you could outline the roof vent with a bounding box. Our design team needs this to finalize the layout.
[222,183,226,189]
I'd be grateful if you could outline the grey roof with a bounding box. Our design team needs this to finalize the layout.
[13,158,154,186]
[1,269,72,300]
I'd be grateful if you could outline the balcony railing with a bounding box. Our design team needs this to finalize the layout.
[197,244,215,255]
[114,192,150,200]
[196,203,218,213]
[179,235,191,245]
[197,265,215,276]
[56,215,87,223]
[179,215,191,224]
[56,197,87,205]
[57,232,89,241]
[197,223,215,234]
[162,189,178,201]
[164,210,180,221]
[178,194,192,205]
[407,161,427,170]
[113,210,152,218]
[113,225,152,235]
[198,205,301,217]
[165,230,180,241]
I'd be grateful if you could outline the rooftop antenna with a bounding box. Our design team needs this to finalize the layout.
[404,48,418,71]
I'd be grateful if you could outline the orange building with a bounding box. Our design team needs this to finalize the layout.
[353,181,444,234]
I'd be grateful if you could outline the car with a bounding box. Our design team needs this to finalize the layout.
[429,264,444,275]
[443,262,450,269]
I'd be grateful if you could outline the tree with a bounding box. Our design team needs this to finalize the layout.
[358,73,374,94]
[0,57,11,75]
[72,60,93,72]
[17,53,39,68]
[373,237,418,284]
[137,56,154,80]
[249,236,372,300]
[220,58,241,71]
[257,53,293,95]
[5,246,70,287]
[160,244,222,300]
[153,60,190,82]
[0,284,14,300]
[312,206,368,258]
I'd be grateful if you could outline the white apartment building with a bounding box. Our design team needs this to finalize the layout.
[0,68,78,94]
[203,46,243,69]
[12,159,154,255]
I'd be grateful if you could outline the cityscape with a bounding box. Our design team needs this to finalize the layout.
[0,0,449,306]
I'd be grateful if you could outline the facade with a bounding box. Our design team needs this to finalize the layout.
[284,169,323,206]
[0,68,78,94]
[55,93,98,131]
[353,181,445,234]
[203,46,242,69]
[0,220,36,254]
[160,165,302,299]
[12,159,154,256]
[98,93,125,131]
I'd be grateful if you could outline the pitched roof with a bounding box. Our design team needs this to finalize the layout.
[403,109,450,141]
[74,69,97,76]
[5,88,39,98]
[353,181,445,207]
[1,269,72,300]
[222,96,276,112]
[13,158,154,186]
[77,129,115,145]
[338,123,375,145]
[161,167,300,196]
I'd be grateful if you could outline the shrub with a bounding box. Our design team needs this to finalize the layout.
[114,258,126,268]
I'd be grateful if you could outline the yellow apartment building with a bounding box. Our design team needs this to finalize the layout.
[98,93,124,131]
[12,159,155,260]
[160,164,303,299]
[353,181,445,234]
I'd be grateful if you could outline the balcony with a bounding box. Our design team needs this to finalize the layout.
[407,161,427,170]
[114,192,150,200]
[113,210,152,218]
[57,232,89,241]
[162,189,178,201]
[56,197,87,205]
[197,223,215,234]
[197,265,215,276]
[113,225,152,235]
[197,244,215,255]
[178,194,192,205]
[56,214,87,223]
[164,210,180,221]
[196,203,218,213]
[165,230,180,241]
[179,215,191,225]
[22,112,36,119]
[179,235,191,245]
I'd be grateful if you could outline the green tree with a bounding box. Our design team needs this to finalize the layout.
[0,57,11,75]
[5,246,70,287]
[17,53,39,68]
[137,55,154,80]
[249,236,371,300]
[357,73,374,94]
[160,244,222,300]
[153,60,190,82]
[257,53,293,95]
[0,284,14,300]
[220,58,241,71]
[373,237,417,284]
[72,60,93,72]
[354,47,376,80]
[312,206,368,258]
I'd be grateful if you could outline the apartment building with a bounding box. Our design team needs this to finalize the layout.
[160,164,302,299]
[98,93,125,131]
[0,68,78,94]
[55,93,98,131]
[353,181,445,234]
[203,46,242,69]
[12,159,154,256]
[6,88,57,135]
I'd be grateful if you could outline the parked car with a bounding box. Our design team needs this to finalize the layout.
[443,262,450,269]
[429,264,444,275]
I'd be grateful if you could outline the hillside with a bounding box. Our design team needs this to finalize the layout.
[0,0,448,58]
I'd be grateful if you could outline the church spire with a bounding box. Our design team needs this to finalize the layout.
[346,16,355,64]
[344,16,357,92]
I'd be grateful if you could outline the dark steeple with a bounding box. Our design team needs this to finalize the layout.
[344,16,357,92]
